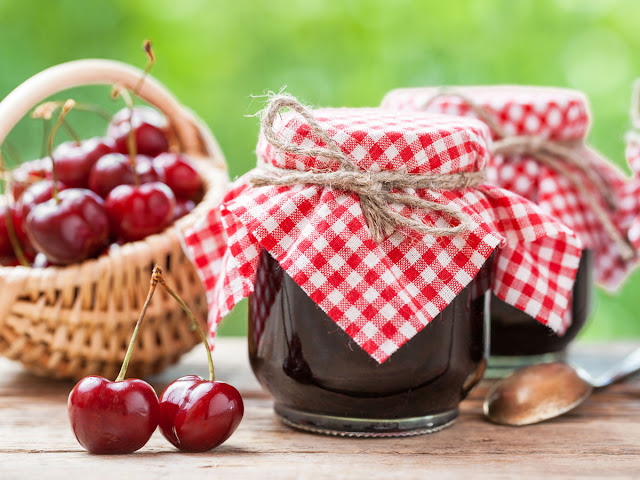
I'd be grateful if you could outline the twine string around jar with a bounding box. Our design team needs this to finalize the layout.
[421,89,635,261]
[250,93,486,243]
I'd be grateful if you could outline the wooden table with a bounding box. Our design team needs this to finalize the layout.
[1,339,639,479]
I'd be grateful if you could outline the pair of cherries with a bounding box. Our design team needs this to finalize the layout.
[67,267,244,454]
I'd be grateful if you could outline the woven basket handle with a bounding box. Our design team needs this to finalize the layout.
[0,59,226,167]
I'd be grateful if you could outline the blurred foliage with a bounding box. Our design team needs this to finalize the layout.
[1,0,640,338]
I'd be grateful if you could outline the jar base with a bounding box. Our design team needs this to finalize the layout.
[485,351,567,379]
[274,404,458,437]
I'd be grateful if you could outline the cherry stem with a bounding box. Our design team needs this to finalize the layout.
[0,153,28,266]
[108,40,156,188]
[157,268,215,382]
[133,40,155,95]
[40,119,51,159]
[0,142,21,168]
[111,86,139,186]
[47,100,75,204]
[33,100,112,122]
[62,120,81,145]
[115,266,161,382]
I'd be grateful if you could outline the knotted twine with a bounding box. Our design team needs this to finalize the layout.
[421,89,635,261]
[250,93,486,243]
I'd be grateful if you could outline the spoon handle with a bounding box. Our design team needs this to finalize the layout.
[593,347,640,388]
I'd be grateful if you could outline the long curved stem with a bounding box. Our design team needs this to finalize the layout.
[33,100,112,122]
[133,40,155,95]
[48,100,75,203]
[158,269,215,382]
[111,86,139,186]
[40,119,51,159]
[62,120,81,145]
[1,142,21,168]
[108,40,156,188]
[0,153,28,266]
[115,266,161,382]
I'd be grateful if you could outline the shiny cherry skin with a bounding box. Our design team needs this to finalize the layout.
[0,205,20,256]
[0,256,20,267]
[0,205,34,259]
[158,375,244,452]
[11,159,52,201]
[68,375,159,454]
[19,180,68,220]
[154,153,204,201]
[174,198,196,221]
[105,182,175,242]
[25,189,110,265]
[89,153,163,198]
[53,137,115,188]
[107,106,169,157]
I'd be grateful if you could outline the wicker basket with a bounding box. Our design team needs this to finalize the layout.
[0,59,229,380]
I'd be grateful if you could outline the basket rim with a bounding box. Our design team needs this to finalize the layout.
[0,59,225,159]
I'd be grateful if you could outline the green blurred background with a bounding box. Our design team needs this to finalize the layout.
[1,0,639,339]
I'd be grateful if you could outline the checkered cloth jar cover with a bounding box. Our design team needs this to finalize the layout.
[621,131,640,249]
[183,102,581,363]
[382,86,637,290]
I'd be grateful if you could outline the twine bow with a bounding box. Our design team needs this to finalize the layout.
[250,93,485,243]
[421,89,635,261]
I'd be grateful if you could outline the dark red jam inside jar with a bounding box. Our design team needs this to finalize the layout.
[489,249,593,362]
[248,249,496,437]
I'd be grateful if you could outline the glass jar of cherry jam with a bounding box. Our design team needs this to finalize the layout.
[487,249,593,376]
[248,250,495,437]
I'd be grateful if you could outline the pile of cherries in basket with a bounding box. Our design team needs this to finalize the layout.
[0,60,204,268]
[68,266,244,454]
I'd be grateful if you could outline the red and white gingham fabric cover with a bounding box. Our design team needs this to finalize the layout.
[382,86,635,290]
[183,107,581,363]
[621,132,640,249]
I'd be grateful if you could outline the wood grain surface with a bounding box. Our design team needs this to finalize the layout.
[1,338,638,479]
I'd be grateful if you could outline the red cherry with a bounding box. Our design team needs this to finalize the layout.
[68,263,163,455]
[174,198,196,221]
[0,205,18,256]
[0,256,20,267]
[151,266,244,452]
[9,206,36,259]
[12,184,27,203]
[24,189,110,265]
[11,159,52,201]
[158,376,244,452]
[107,107,169,157]
[53,137,115,188]
[0,205,34,258]
[88,153,163,198]
[154,153,203,201]
[19,180,68,220]
[68,376,159,454]
[105,182,175,242]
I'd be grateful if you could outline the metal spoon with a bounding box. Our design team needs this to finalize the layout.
[484,347,640,426]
